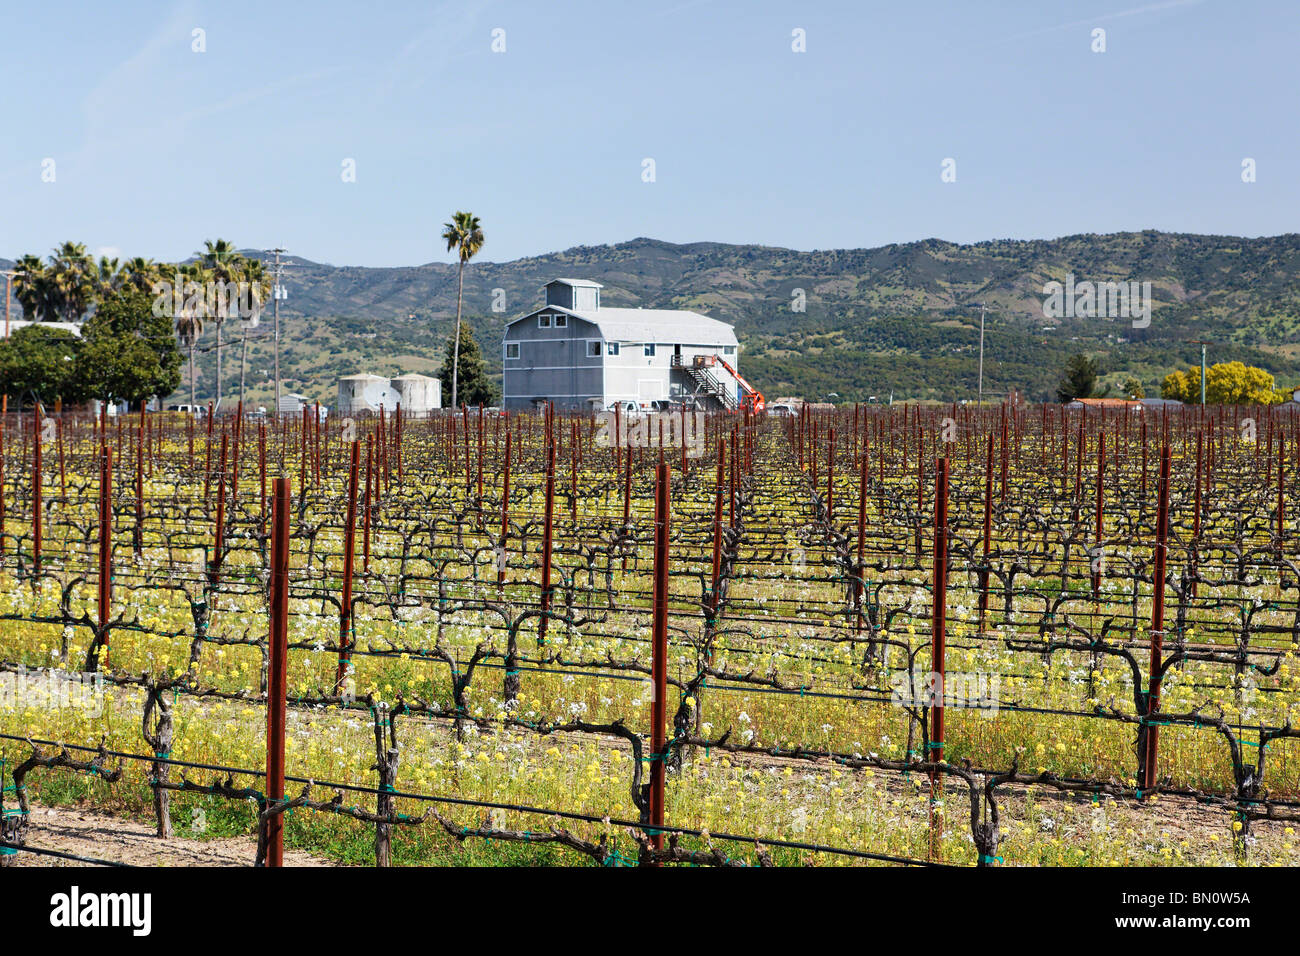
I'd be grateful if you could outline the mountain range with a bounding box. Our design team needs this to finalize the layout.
[6,230,1300,406]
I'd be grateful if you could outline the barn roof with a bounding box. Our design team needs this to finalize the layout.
[507,304,738,347]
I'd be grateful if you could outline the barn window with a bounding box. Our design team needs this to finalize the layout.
[554,314,568,328]
[723,345,736,355]
[644,343,656,357]
[538,314,552,328]
[587,340,602,357]
[505,343,520,359]
[607,342,620,356]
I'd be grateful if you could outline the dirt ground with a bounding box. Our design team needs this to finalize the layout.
[7,803,329,867]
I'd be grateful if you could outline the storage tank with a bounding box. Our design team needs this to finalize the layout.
[336,374,394,415]
[390,373,442,416]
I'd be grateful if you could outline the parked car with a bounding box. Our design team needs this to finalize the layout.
[648,398,703,413]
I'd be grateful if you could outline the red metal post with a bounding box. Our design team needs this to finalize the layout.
[538,435,556,646]
[570,419,578,524]
[1092,431,1106,601]
[929,456,949,861]
[210,433,228,591]
[363,440,373,573]
[826,426,835,530]
[978,435,993,632]
[300,405,310,505]
[1278,432,1286,543]
[57,418,66,506]
[855,444,868,631]
[228,403,241,502]
[98,446,113,665]
[649,460,671,861]
[264,475,291,867]
[498,427,512,589]
[336,441,360,693]
[999,406,1009,502]
[32,405,42,574]
[203,406,214,512]
[1142,445,1172,789]
[621,444,632,572]
[134,408,144,558]
[709,439,725,615]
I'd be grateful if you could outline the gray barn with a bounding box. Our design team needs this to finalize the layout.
[502,279,745,412]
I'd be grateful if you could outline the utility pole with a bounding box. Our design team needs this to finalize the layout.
[271,249,287,418]
[1200,342,1207,406]
[1190,340,1211,405]
[1200,343,1206,405]
[977,302,987,405]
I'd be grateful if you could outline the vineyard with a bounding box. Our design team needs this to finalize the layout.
[2,401,1299,868]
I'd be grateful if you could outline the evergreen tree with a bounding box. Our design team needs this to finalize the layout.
[437,322,496,407]
[1056,353,1098,403]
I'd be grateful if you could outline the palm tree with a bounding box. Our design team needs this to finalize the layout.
[198,239,244,412]
[440,212,485,409]
[95,256,123,299]
[237,258,270,408]
[121,257,162,293]
[12,254,49,320]
[46,242,96,323]
[175,264,208,409]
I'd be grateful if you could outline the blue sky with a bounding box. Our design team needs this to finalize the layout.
[1,0,1295,267]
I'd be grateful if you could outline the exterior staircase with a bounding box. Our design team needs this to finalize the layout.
[673,355,738,410]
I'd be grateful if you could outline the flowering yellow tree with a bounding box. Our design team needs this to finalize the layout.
[1161,361,1281,404]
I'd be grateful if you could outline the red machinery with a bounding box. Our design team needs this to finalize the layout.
[690,354,765,413]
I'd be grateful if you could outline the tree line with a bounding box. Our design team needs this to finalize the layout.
[5,228,500,412]
[1056,352,1292,405]
[4,239,268,410]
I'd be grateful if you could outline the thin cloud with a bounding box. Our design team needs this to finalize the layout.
[995,0,1207,44]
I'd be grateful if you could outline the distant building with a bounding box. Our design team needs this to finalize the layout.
[278,392,312,416]
[337,373,441,416]
[502,279,750,412]
[1067,398,1144,412]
